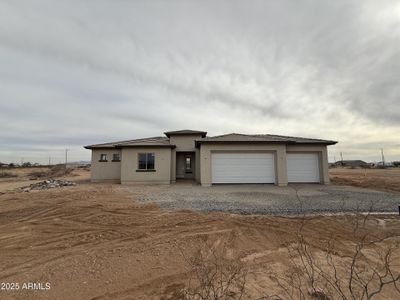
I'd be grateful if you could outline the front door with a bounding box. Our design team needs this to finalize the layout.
[184,155,193,178]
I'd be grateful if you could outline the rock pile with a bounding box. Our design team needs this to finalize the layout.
[21,179,76,191]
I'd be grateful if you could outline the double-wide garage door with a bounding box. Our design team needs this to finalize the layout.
[212,153,275,184]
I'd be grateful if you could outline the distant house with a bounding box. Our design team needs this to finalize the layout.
[334,160,368,168]
[0,162,8,168]
[84,129,337,186]
[372,161,394,168]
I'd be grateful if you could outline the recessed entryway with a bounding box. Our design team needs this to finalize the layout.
[176,152,195,179]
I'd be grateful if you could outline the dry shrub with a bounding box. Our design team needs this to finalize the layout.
[28,165,73,179]
[0,171,17,178]
[265,190,400,300]
[179,234,247,300]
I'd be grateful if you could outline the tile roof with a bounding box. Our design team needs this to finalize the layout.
[196,133,337,145]
[84,137,174,149]
[84,131,337,149]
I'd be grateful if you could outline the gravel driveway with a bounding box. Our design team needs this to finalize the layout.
[123,183,400,215]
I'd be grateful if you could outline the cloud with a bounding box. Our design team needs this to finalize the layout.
[0,0,399,163]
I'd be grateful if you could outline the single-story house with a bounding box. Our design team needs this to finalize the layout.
[84,129,337,186]
[333,160,368,168]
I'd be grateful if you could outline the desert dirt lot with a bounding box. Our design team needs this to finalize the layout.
[330,167,400,193]
[0,167,399,299]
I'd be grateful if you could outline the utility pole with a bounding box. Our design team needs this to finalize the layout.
[381,148,385,167]
[48,157,51,166]
[65,149,69,168]
[340,152,343,162]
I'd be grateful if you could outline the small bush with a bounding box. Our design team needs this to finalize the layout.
[28,166,74,179]
[0,171,17,178]
[179,235,247,300]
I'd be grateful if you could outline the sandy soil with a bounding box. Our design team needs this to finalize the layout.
[0,169,399,299]
[0,167,89,193]
[330,167,400,193]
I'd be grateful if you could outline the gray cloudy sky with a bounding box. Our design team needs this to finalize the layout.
[1,0,399,164]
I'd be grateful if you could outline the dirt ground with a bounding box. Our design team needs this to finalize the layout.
[0,168,399,299]
[0,166,88,193]
[330,167,400,193]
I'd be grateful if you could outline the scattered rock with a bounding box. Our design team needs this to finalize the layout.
[20,179,76,191]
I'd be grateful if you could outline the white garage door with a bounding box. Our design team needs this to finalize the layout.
[287,153,320,183]
[212,153,275,184]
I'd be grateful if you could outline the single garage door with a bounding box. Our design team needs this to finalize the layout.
[287,153,320,183]
[212,152,275,184]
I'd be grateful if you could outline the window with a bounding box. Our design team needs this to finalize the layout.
[99,154,107,162]
[112,153,120,162]
[185,156,192,173]
[137,153,155,171]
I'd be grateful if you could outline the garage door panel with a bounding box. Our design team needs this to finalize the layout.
[212,153,275,184]
[287,153,320,183]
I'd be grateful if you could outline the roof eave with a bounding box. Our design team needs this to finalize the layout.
[84,145,116,149]
[115,144,176,149]
[164,131,207,138]
[290,141,338,145]
[195,140,338,146]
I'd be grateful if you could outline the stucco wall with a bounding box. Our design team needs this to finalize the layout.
[169,134,201,151]
[195,148,200,182]
[286,144,330,184]
[199,143,288,187]
[89,142,330,185]
[170,148,176,184]
[120,147,172,184]
[90,149,121,182]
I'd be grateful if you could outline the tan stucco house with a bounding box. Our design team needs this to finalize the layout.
[84,129,337,186]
